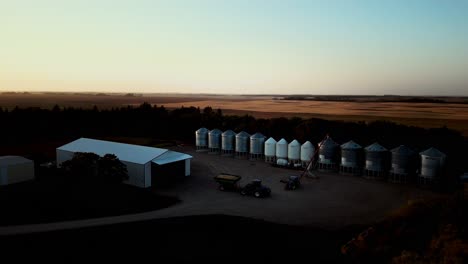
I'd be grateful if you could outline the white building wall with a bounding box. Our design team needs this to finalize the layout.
[185,159,191,176]
[8,162,34,184]
[144,162,151,187]
[0,167,8,185]
[56,149,75,167]
[121,161,146,188]
[56,148,149,188]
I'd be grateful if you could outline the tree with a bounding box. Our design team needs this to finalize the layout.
[61,152,128,185]
[61,152,100,182]
[98,154,128,184]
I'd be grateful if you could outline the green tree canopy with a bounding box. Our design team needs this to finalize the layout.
[61,152,128,185]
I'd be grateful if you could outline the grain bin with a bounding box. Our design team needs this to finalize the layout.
[418,147,446,185]
[276,138,288,160]
[288,140,301,166]
[250,133,266,160]
[195,128,209,151]
[264,137,277,163]
[221,130,236,155]
[364,142,389,179]
[389,145,416,183]
[208,129,222,154]
[235,131,250,158]
[340,140,362,175]
[300,141,315,168]
[318,136,338,171]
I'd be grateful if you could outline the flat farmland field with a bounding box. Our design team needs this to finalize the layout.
[1,93,468,136]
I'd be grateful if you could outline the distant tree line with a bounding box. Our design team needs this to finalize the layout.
[0,103,466,188]
[280,95,468,104]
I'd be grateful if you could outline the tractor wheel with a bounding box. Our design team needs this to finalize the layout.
[254,191,261,198]
[240,190,247,195]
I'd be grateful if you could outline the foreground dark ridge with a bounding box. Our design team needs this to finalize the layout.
[1,214,355,263]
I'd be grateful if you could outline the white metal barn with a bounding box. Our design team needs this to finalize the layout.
[0,156,35,186]
[56,138,192,188]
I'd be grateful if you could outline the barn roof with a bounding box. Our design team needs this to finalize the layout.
[152,151,192,165]
[0,156,32,166]
[57,138,191,165]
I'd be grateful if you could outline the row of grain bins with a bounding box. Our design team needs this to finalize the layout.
[196,128,315,166]
[196,128,446,184]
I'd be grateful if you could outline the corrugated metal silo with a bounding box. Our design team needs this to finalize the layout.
[340,140,362,175]
[318,136,338,171]
[288,140,301,165]
[250,133,266,160]
[389,145,416,183]
[195,127,209,151]
[276,138,288,160]
[418,147,446,185]
[208,129,222,153]
[264,137,277,163]
[235,131,250,158]
[300,141,315,167]
[221,130,236,155]
[364,142,389,179]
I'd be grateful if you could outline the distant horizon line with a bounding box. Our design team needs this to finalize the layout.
[1,90,468,98]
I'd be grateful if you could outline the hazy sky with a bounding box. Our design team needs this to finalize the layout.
[1,0,467,95]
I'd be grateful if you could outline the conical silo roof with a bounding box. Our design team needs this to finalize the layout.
[289,139,300,147]
[276,138,288,159]
[391,145,415,155]
[420,147,446,158]
[288,139,301,160]
[341,140,362,150]
[301,141,315,162]
[236,131,250,138]
[209,129,222,135]
[365,142,387,152]
[222,130,236,136]
[318,136,337,148]
[264,137,277,157]
[301,141,313,148]
[250,132,265,139]
[277,138,288,145]
[196,127,209,133]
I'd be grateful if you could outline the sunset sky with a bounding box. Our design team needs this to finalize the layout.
[1,0,467,95]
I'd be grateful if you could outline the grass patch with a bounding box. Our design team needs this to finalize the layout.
[0,174,179,226]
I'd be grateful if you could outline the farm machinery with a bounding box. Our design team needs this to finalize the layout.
[214,173,271,198]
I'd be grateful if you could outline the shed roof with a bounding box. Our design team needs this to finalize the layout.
[0,156,32,166]
[152,151,192,165]
[57,138,191,165]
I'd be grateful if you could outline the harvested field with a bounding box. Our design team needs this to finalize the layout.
[1,93,467,135]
